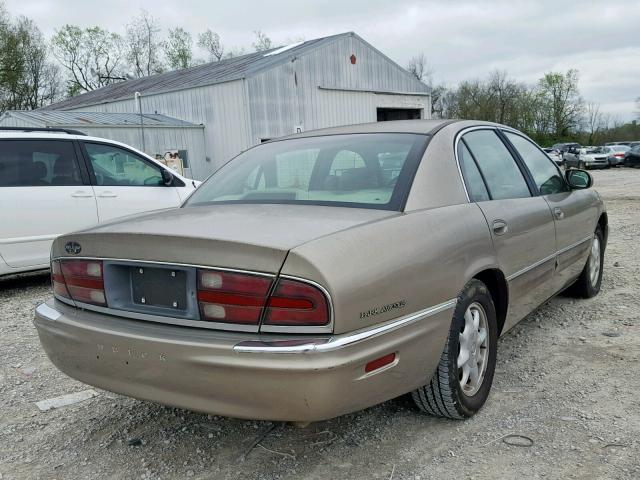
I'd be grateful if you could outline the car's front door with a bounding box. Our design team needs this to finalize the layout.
[0,139,97,269]
[80,141,182,222]
[502,131,598,291]
[459,129,557,331]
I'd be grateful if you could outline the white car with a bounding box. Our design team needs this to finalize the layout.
[0,128,199,276]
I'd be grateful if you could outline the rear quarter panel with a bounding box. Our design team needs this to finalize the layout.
[282,203,497,335]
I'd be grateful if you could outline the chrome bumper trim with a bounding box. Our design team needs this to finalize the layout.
[233,299,457,354]
[35,303,62,321]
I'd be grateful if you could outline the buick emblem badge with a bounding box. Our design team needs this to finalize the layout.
[65,241,82,255]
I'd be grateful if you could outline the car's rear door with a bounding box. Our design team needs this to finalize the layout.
[0,138,97,269]
[458,128,557,331]
[501,131,598,291]
[79,141,182,222]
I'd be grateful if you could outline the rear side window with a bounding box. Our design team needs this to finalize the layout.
[458,143,490,202]
[84,142,163,186]
[503,132,568,195]
[0,140,82,187]
[462,130,531,200]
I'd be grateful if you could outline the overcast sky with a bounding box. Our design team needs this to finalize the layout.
[5,0,639,121]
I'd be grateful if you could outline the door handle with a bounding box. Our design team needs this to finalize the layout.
[492,219,508,236]
[554,208,565,220]
[71,191,93,198]
[98,191,117,198]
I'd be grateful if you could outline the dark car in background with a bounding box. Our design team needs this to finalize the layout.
[624,145,640,167]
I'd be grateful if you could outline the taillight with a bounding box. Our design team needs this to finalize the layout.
[263,278,330,327]
[197,269,272,324]
[614,153,624,158]
[196,270,330,328]
[52,259,106,306]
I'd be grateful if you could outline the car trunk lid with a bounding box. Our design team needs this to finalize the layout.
[51,204,397,273]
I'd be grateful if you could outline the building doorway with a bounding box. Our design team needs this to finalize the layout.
[376,108,422,121]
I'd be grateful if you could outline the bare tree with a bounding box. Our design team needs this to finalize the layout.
[252,30,272,52]
[163,27,193,70]
[406,53,434,85]
[584,102,607,144]
[198,29,224,62]
[51,25,126,95]
[126,10,164,78]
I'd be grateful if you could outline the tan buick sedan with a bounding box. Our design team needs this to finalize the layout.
[35,120,607,421]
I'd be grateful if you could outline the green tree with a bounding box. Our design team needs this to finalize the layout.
[164,27,193,70]
[252,30,272,52]
[538,69,584,139]
[51,25,125,95]
[198,29,224,62]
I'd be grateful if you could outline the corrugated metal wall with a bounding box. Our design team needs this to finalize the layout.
[247,34,431,141]
[63,80,252,174]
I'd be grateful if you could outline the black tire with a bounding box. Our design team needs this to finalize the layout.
[412,279,498,419]
[578,161,586,169]
[568,226,604,298]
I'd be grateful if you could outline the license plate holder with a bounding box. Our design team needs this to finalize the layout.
[131,266,187,310]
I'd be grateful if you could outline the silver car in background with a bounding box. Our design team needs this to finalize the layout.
[543,148,563,166]
[564,146,609,169]
[603,145,629,167]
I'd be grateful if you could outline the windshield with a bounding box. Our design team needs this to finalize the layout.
[185,133,429,211]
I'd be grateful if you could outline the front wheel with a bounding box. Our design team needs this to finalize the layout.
[412,279,498,419]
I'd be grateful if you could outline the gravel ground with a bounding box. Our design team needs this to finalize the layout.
[1,168,639,480]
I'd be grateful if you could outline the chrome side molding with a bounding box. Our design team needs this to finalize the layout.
[234,298,457,354]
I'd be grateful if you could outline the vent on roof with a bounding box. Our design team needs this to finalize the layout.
[263,42,304,57]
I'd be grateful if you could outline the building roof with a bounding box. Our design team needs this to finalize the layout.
[1,110,202,128]
[44,32,427,111]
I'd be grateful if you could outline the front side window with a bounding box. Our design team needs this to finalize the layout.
[503,132,568,195]
[185,134,428,210]
[84,142,163,186]
[0,140,82,187]
[462,130,531,200]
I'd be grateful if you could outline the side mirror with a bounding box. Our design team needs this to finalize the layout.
[161,169,174,186]
[565,169,592,189]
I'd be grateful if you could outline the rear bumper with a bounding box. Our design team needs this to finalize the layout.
[34,299,453,421]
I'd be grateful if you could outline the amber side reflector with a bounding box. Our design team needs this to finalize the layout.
[365,353,396,373]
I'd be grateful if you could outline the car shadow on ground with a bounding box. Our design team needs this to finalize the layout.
[0,270,50,291]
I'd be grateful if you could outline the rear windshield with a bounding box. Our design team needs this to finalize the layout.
[185,133,429,211]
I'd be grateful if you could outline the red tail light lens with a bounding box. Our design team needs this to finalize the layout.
[263,279,330,327]
[614,153,624,158]
[52,259,106,306]
[197,269,272,324]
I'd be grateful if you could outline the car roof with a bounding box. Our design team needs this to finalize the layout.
[274,119,467,141]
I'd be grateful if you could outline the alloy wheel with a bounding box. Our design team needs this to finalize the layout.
[457,302,489,397]
[589,235,601,287]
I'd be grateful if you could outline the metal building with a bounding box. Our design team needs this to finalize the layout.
[35,32,430,179]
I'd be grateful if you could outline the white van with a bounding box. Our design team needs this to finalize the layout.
[0,129,200,276]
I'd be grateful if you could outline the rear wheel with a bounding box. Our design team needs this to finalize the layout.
[578,160,586,169]
[412,279,498,419]
[568,226,604,298]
